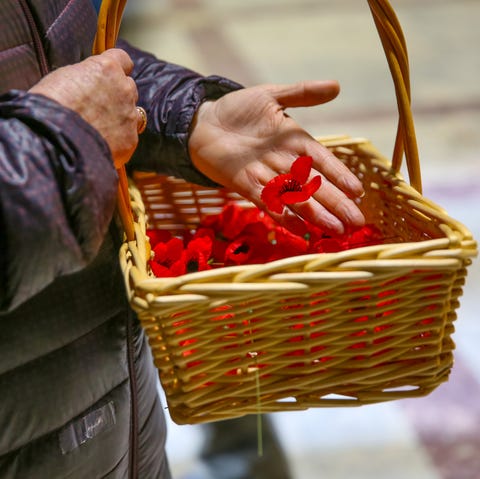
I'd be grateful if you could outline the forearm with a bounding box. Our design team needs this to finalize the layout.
[0,90,117,311]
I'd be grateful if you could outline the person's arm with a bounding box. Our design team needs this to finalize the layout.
[0,91,117,312]
[118,40,243,185]
[120,40,364,234]
[0,49,141,312]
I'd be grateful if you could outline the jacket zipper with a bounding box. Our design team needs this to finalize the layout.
[126,311,139,479]
[17,0,50,76]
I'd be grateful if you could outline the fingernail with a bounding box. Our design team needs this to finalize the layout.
[330,220,345,236]
[348,178,365,198]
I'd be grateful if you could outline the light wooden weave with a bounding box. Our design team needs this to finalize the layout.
[118,0,478,425]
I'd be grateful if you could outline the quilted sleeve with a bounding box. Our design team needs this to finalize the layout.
[0,90,118,312]
[118,39,244,186]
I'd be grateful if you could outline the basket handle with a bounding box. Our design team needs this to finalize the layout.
[367,0,422,193]
[93,0,422,241]
[92,0,136,241]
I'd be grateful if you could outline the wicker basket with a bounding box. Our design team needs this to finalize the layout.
[118,0,478,425]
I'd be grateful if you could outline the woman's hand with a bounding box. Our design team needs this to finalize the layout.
[188,80,365,235]
[29,49,139,169]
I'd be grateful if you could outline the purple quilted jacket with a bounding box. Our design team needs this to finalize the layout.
[0,0,241,477]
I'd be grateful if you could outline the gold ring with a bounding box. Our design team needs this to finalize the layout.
[136,106,147,134]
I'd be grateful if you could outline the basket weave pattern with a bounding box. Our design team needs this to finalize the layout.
[120,137,477,424]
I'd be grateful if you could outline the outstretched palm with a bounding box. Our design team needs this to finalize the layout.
[188,80,365,234]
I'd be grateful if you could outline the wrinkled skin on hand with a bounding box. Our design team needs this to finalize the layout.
[188,80,365,235]
[29,49,139,169]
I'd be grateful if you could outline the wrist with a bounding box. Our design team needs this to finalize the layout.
[188,100,215,167]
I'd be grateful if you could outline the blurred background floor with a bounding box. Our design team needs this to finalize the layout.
[121,1,480,478]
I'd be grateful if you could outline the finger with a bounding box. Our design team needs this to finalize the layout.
[129,76,139,104]
[101,48,134,75]
[264,192,352,236]
[265,208,312,237]
[286,184,365,236]
[280,124,364,198]
[289,198,346,235]
[267,80,340,109]
[312,179,365,230]
[250,149,365,233]
[237,157,364,235]
[307,141,365,198]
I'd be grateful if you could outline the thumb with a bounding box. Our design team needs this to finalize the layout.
[268,80,340,108]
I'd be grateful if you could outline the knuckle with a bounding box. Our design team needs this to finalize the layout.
[90,55,115,76]
[117,48,133,63]
[125,77,138,101]
[106,48,134,72]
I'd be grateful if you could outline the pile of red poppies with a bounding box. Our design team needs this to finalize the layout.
[147,156,383,278]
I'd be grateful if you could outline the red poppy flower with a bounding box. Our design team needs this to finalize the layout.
[202,203,273,240]
[346,224,383,248]
[146,229,172,248]
[269,226,309,261]
[313,237,343,253]
[149,237,184,277]
[191,227,226,265]
[149,235,214,277]
[261,156,322,214]
[224,222,272,265]
[201,203,243,239]
[182,236,213,274]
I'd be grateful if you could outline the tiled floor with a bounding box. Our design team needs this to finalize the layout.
[121,1,480,478]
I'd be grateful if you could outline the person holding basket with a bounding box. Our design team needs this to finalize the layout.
[0,0,364,478]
